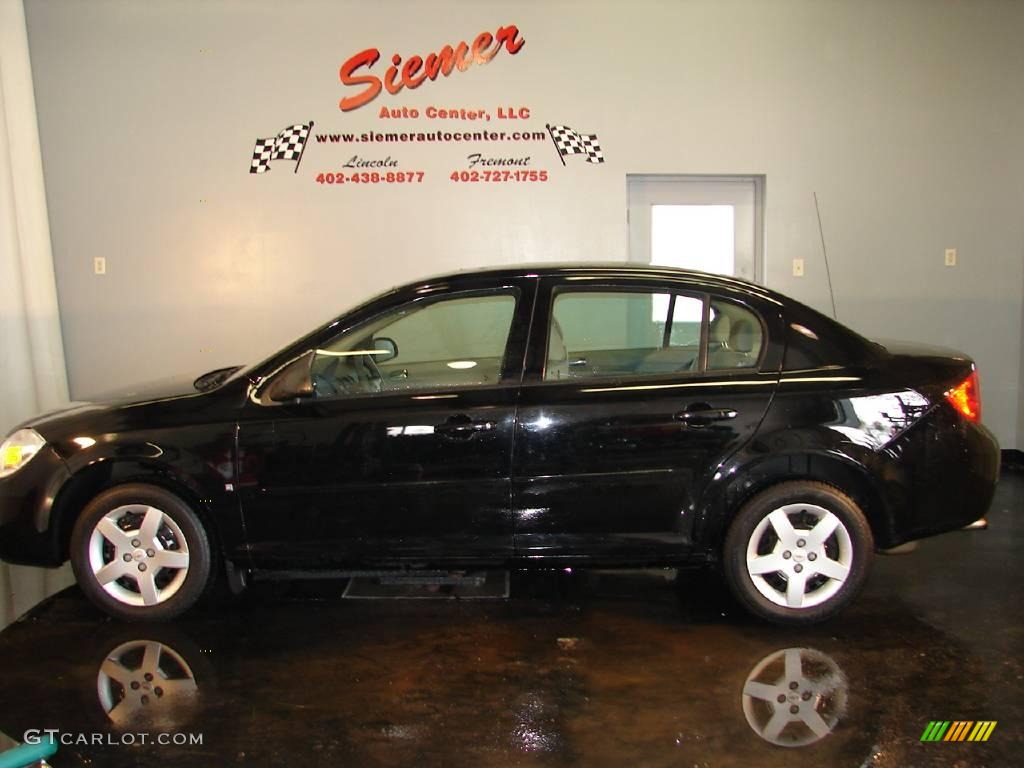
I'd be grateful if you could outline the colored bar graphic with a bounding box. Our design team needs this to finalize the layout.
[944,721,972,741]
[968,721,997,741]
[921,721,950,741]
[921,720,996,742]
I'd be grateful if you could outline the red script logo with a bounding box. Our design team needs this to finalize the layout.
[339,25,525,112]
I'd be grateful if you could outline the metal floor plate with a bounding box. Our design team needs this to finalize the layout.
[342,569,510,599]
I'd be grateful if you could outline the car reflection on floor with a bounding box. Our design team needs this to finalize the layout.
[85,627,849,749]
[0,551,1016,768]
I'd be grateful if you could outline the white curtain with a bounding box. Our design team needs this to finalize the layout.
[0,0,74,628]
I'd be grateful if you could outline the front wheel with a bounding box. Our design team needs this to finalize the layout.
[723,481,873,624]
[70,483,212,621]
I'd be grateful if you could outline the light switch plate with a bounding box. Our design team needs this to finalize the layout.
[944,248,957,267]
[94,257,106,275]
[792,258,805,277]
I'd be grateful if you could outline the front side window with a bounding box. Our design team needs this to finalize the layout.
[546,290,705,380]
[311,292,517,397]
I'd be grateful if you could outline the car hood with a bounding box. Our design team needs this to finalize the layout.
[13,367,246,437]
[90,373,211,403]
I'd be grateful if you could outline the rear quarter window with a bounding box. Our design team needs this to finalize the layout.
[707,299,764,370]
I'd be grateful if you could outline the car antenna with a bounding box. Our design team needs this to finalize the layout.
[813,191,839,320]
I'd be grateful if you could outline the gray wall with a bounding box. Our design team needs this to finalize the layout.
[24,0,1024,448]
[1020,265,1024,451]
[0,563,72,630]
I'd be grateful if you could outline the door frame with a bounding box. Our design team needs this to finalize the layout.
[626,174,766,285]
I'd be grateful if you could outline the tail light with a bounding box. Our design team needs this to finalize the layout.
[945,369,981,423]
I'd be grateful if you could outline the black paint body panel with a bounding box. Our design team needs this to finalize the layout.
[0,265,1000,571]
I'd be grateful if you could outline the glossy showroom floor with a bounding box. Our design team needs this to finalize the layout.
[0,471,1020,767]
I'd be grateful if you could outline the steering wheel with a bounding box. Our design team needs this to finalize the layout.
[311,356,341,397]
[310,338,386,398]
[362,346,384,389]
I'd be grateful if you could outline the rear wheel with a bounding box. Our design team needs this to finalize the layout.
[70,484,211,621]
[723,481,873,624]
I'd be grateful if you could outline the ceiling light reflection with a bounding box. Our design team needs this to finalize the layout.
[386,425,436,437]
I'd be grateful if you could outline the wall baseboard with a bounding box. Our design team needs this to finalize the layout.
[1002,449,1024,469]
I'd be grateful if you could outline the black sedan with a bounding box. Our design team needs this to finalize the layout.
[0,265,999,623]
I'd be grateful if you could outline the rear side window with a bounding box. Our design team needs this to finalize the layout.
[707,299,763,370]
[545,289,763,381]
[546,291,704,381]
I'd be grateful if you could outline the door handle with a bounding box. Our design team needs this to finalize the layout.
[675,406,738,425]
[436,419,496,438]
[568,358,589,368]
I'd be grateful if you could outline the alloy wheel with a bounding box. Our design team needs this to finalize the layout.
[87,504,191,607]
[745,503,853,609]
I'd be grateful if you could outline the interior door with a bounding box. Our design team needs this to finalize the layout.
[512,276,781,561]
[237,282,535,568]
[627,175,763,283]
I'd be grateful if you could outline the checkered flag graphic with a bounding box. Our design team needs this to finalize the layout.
[546,124,605,165]
[250,121,314,174]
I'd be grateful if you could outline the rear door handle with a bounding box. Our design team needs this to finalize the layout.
[675,407,738,425]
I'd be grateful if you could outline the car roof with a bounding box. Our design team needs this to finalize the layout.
[413,263,781,302]
[411,263,883,366]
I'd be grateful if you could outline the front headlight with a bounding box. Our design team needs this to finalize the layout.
[0,429,47,478]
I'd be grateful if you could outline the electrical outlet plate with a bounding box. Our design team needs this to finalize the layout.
[93,257,106,275]
[792,258,805,277]
[944,248,957,267]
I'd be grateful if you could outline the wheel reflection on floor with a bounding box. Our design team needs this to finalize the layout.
[741,647,847,747]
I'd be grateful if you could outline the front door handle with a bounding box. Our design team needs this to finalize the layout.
[436,417,496,438]
[675,406,739,425]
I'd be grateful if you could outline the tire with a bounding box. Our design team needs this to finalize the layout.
[70,483,212,621]
[722,481,873,624]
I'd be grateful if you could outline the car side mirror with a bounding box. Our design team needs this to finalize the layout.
[372,337,399,363]
[264,351,315,403]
